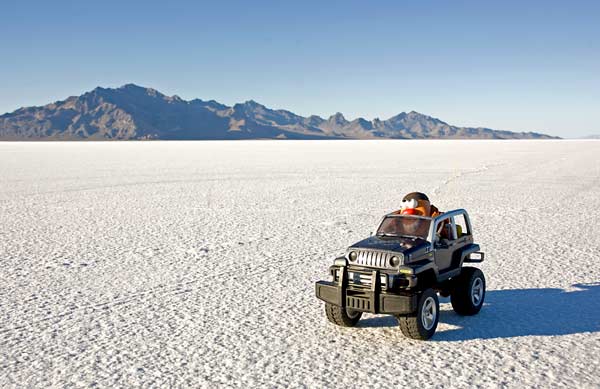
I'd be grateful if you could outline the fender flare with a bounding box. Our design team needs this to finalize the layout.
[459,243,483,266]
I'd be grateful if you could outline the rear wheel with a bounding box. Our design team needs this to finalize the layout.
[325,303,362,327]
[397,288,439,340]
[451,267,486,315]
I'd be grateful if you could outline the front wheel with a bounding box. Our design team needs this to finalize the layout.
[451,267,486,315]
[397,288,439,340]
[325,303,362,327]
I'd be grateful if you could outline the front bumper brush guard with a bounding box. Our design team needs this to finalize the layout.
[315,265,417,315]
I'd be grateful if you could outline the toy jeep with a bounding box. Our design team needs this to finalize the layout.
[315,209,485,340]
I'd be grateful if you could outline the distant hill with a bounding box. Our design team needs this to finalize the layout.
[0,84,559,140]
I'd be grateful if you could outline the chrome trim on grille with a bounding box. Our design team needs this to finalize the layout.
[347,249,400,269]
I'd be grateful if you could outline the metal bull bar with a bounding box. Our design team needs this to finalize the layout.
[315,263,417,315]
[336,266,380,313]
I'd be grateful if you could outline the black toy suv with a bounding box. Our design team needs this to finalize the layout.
[315,209,485,340]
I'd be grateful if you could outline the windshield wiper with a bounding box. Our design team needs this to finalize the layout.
[377,232,399,237]
[399,234,423,240]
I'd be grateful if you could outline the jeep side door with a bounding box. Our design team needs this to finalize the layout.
[447,212,474,268]
[434,216,456,273]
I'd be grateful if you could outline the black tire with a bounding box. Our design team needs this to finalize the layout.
[325,303,362,327]
[397,288,439,340]
[451,267,486,315]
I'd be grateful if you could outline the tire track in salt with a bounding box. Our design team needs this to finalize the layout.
[432,163,504,196]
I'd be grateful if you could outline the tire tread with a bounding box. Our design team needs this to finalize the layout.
[398,315,428,340]
[451,267,485,316]
[396,288,439,340]
[325,303,361,327]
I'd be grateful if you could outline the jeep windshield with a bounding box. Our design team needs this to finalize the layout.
[376,215,431,240]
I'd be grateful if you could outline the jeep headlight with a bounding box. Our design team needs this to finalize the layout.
[390,255,402,267]
[348,251,357,262]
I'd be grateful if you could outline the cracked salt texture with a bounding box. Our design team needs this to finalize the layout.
[0,140,599,388]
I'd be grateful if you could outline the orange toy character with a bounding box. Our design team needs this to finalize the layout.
[386,192,442,238]
[393,192,442,217]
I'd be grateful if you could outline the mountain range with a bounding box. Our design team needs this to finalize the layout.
[0,84,558,140]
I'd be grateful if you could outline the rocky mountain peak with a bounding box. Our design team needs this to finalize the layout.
[0,84,559,140]
[328,112,348,124]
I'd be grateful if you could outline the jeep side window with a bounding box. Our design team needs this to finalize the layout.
[453,214,470,237]
[435,217,456,241]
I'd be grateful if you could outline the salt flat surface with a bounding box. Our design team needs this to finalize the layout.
[1,140,599,388]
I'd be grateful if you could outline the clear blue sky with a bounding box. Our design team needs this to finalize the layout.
[1,0,598,137]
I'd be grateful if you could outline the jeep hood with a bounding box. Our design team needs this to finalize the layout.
[349,235,429,255]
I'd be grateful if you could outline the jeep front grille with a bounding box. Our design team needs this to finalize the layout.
[352,250,392,268]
